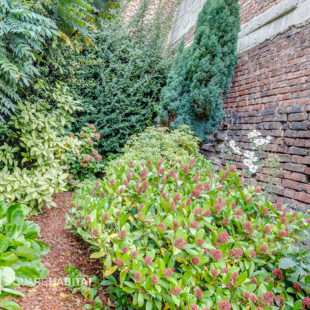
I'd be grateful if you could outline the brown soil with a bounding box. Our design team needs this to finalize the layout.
[10,192,109,310]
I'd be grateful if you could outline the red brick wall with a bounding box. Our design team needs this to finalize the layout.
[124,0,179,23]
[240,0,284,24]
[202,24,310,211]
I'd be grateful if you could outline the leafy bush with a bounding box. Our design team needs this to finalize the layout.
[159,0,240,142]
[0,202,49,309]
[66,2,173,155]
[66,124,106,189]
[0,0,119,123]
[0,81,79,212]
[107,126,201,174]
[0,166,68,213]
[67,158,310,309]
[0,0,58,122]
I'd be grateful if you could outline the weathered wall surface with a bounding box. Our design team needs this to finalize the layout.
[169,0,205,45]
[170,0,310,210]
[124,0,179,23]
[125,0,310,210]
[202,24,310,211]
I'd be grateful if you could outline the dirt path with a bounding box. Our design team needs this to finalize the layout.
[11,192,106,310]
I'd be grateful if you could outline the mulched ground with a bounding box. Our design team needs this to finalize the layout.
[10,192,110,310]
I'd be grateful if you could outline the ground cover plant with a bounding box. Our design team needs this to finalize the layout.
[67,156,310,309]
[0,202,49,309]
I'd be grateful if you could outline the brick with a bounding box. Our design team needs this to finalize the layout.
[304,183,310,194]
[261,114,287,122]
[283,138,310,148]
[287,147,308,156]
[283,163,306,173]
[284,130,310,138]
[279,105,303,114]
[282,179,302,191]
[294,192,310,204]
[290,122,309,130]
[282,189,296,199]
[261,108,277,116]
[284,172,308,183]
[263,122,283,130]
[277,154,291,163]
[291,155,310,165]
[265,144,288,153]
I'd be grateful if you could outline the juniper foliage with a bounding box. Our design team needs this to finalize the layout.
[159,0,240,141]
[69,0,176,154]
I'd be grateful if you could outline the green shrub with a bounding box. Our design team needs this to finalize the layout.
[67,158,310,309]
[0,202,49,309]
[0,166,68,213]
[0,81,79,212]
[66,2,173,155]
[107,126,201,174]
[66,124,106,189]
[0,0,58,122]
[159,0,240,142]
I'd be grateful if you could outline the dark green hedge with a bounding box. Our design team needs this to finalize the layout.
[67,13,170,154]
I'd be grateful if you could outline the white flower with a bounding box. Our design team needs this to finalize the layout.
[266,136,272,143]
[244,150,255,158]
[253,138,266,146]
[229,140,236,148]
[234,147,242,155]
[248,130,261,139]
[243,158,252,167]
[248,164,259,174]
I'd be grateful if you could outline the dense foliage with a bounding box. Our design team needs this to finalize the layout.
[67,3,174,155]
[107,126,201,173]
[66,124,106,189]
[159,0,240,141]
[0,0,58,122]
[0,202,49,309]
[67,156,310,310]
[0,82,79,212]
[0,0,118,123]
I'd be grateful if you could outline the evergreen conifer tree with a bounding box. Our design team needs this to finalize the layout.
[160,0,240,141]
